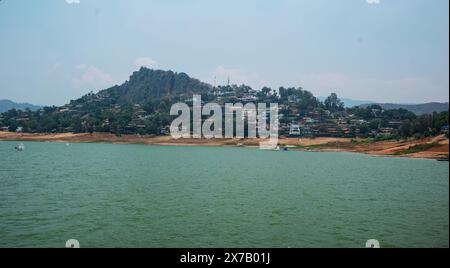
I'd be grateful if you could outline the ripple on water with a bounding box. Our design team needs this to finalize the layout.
[0,141,448,248]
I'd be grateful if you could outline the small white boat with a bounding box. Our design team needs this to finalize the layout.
[260,145,280,151]
[15,143,25,151]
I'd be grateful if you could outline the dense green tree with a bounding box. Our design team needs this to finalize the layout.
[324,93,344,111]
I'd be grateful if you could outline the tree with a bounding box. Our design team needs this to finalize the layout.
[261,87,272,97]
[369,119,381,130]
[324,93,344,111]
[359,124,369,135]
[399,120,413,137]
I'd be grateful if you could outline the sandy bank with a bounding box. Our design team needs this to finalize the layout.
[0,131,448,160]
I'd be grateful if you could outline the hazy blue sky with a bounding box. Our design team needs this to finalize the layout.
[0,0,448,105]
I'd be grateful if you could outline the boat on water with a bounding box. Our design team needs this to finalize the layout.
[259,145,280,151]
[284,145,296,148]
[15,143,25,151]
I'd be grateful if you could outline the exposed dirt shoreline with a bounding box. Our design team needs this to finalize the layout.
[0,131,448,160]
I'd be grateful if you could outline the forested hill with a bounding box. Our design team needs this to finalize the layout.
[0,68,448,139]
[101,68,212,105]
[0,68,216,134]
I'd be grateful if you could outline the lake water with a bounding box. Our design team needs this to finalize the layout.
[0,141,448,248]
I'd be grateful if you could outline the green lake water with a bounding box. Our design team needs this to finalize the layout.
[0,141,448,248]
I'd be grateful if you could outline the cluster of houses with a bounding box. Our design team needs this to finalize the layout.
[123,104,148,133]
[280,109,410,138]
[1,85,449,139]
[207,86,403,138]
[283,117,399,138]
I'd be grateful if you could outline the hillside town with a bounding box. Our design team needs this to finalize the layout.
[0,69,448,140]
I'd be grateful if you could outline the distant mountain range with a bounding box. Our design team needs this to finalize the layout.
[359,102,449,115]
[318,97,448,115]
[0,100,41,113]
